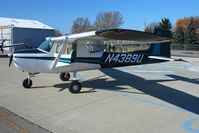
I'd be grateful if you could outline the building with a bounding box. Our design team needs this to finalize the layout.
[0,17,55,50]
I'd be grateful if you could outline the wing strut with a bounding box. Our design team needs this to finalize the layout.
[50,40,67,70]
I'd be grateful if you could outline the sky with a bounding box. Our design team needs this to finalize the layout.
[1,0,199,34]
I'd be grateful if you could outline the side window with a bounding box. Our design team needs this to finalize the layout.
[86,41,106,53]
[104,40,150,52]
[55,41,72,55]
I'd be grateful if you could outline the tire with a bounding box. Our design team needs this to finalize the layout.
[68,81,81,93]
[23,78,32,88]
[60,73,70,81]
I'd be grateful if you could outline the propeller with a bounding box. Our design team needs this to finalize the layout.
[0,46,3,53]
[0,39,7,53]
[9,53,13,67]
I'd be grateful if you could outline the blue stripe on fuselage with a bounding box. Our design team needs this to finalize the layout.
[59,58,71,63]
[13,49,45,54]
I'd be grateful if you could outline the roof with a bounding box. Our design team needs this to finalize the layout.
[0,17,54,30]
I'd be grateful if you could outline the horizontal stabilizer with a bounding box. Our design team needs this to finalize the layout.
[148,56,188,62]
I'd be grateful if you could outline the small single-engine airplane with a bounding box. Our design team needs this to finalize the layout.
[0,29,184,93]
[0,39,24,53]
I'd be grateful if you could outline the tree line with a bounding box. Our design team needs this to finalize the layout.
[71,11,124,33]
[145,17,199,46]
[66,11,199,46]
[173,17,199,45]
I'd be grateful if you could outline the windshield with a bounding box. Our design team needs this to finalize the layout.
[38,40,53,52]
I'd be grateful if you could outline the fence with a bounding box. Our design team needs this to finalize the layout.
[171,44,199,51]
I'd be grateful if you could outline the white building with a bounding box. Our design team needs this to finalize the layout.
[0,17,55,49]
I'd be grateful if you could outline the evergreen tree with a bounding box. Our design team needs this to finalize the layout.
[173,27,184,44]
[184,18,198,44]
[159,18,172,31]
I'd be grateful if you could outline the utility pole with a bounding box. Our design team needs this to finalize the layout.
[144,17,147,30]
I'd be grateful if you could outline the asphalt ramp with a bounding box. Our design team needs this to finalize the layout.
[0,106,51,133]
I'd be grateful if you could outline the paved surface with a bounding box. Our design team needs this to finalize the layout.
[0,57,199,133]
[171,50,199,58]
[0,106,50,133]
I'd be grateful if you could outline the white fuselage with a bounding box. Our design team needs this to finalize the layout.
[13,41,103,73]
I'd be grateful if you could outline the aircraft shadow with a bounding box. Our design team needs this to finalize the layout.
[82,68,199,115]
[54,83,96,93]
[54,83,70,91]
[167,75,199,85]
[52,68,199,114]
[30,85,53,89]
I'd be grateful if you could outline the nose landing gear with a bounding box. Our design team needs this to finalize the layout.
[23,78,32,88]
[23,73,35,88]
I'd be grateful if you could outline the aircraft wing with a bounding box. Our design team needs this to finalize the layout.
[49,29,171,44]
[49,31,97,42]
[95,29,171,43]
[2,43,24,48]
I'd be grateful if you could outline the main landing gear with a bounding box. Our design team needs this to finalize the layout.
[68,80,81,94]
[22,72,82,93]
[68,72,81,94]
[23,73,35,88]
[60,72,70,81]
[60,72,82,93]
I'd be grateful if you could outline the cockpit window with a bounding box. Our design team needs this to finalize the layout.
[38,40,53,52]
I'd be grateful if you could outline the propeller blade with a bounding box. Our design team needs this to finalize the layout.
[0,39,6,53]
[0,47,4,53]
[9,53,13,67]
[1,39,6,46]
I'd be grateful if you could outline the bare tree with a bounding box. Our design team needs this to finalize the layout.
[94,11,124,30]
[71,18,92,33]
[55,29,63,37]
[145,22,160,33]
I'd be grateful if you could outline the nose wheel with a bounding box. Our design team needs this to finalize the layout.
[22,73,35,88]
[23,78,32,88]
